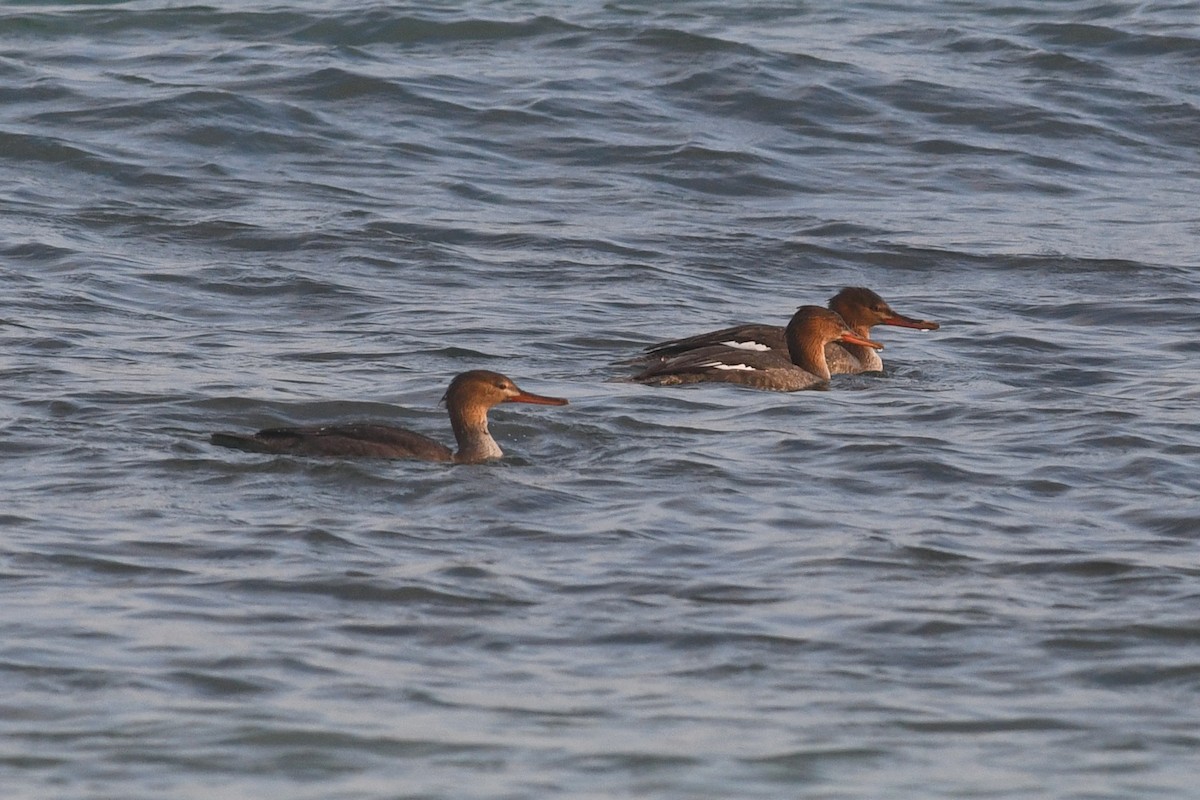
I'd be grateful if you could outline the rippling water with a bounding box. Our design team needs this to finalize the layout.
[3,2,1200,798]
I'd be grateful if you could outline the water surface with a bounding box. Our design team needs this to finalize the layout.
[2,2,1199,798]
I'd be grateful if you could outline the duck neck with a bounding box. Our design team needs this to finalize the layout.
[848,321,872,340]
[786,330,832,380]
[843,323,884,370]
[449,403,503,464]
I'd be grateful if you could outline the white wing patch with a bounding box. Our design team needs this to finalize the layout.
[700,361,757,372]
[720,340,771,351]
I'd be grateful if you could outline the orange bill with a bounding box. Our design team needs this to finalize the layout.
[839,331,884,350]
[507,390,569,406]
[881,313,939,330]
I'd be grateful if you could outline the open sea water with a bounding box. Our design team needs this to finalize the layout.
[2,1,1199,798]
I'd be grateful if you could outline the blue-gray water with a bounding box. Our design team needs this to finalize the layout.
[3,2,1199,798]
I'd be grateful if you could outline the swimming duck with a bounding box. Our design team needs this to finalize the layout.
[634,306,883,391]
[211,370,567,463]
[642,287,938,373]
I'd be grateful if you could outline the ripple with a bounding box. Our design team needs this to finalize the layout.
[4,2,1200,798]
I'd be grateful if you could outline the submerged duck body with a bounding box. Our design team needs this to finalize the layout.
[642,287,938,374]
[211,370,567,464]
[633,306,883,391]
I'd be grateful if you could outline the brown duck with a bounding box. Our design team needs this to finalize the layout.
[641,286,939,374]
[211,370,567,463]
[634,306,883,391]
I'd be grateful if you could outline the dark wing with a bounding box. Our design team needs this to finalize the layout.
[642,323,787,358]
[211,423,453,461]
[633,345,823,391]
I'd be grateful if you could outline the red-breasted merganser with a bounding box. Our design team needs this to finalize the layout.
[641,287,938,374]
[211,370,567,463]
[633,306,883,391]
